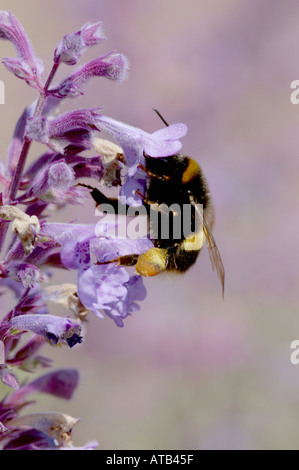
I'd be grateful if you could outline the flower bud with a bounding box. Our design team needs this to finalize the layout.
[54,21,105,65]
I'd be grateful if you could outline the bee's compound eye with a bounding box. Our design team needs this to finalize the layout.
[136,248,168,276]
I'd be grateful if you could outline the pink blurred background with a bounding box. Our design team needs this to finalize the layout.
[1,0,299,450]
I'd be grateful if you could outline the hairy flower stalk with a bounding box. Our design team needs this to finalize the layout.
[0,11,188,449]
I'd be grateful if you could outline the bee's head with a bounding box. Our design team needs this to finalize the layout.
[143,153,187,181]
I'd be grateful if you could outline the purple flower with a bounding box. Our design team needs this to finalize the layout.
[77,266,147,327]
[103,275,147,327]
[9,314,83,348]
[54,21,105,65]
[0,11,44,90]
[42,221,153,270]
[95,114,188,176]
[42,223,95,270]
[24,109,101,154]
[50,52,129,98]
[77,237,151,326]
[78,264,128,314]
[41,222,152,325]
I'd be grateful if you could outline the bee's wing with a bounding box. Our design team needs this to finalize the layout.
[192,200,225,298]
[202,215,225,298]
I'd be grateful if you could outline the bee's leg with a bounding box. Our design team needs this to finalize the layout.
[137,163,161,180]
[97,254,140,267]
[97,248,168,277]
[79,183,134,215]
[138,158,170,181]
[138,162,151,175]
[135,188,149,205]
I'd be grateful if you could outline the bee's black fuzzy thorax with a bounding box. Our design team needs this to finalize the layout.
[145,155,211,209]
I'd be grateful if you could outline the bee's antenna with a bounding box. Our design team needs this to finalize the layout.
[153,108,169,127]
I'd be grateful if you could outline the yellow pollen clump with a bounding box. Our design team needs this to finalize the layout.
[136,248,168,277]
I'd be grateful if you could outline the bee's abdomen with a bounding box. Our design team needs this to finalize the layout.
[165,245,200,272]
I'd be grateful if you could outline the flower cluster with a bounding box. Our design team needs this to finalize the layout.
[0,11,187,449]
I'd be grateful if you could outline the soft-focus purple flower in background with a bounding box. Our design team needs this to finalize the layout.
[5,369,79,404]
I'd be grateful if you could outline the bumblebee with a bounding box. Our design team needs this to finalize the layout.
[85,112,225,296]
